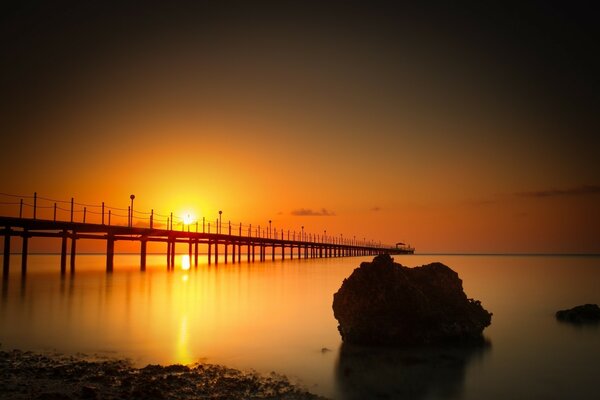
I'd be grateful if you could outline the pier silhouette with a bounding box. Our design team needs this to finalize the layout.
[1,192,414,275]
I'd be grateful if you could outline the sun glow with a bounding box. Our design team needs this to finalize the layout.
[182,212,195,225]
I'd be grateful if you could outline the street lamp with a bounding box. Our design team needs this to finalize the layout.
[218,210,222,234]
[129,194,135,227]
[301,226,304,241]
[324,230,327,243]
[269,220,272,238]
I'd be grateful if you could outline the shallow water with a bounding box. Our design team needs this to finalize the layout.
[1,253,599,399]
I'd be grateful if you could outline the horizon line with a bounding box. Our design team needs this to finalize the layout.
[6,251,600,257]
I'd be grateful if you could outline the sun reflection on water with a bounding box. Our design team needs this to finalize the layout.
[181,254,191,270]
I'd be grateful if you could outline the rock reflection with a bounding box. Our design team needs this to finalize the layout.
[335,341,490,400]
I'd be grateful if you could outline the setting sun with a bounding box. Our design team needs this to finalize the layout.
[182,213,195,225]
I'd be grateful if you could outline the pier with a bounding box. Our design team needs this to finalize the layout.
[1,192,414,275]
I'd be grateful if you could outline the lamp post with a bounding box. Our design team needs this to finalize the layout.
[269,220,272,238]
[129,194,135,227]
[218,210,222,234]
[324,230,326,243]
[301,226,304,241]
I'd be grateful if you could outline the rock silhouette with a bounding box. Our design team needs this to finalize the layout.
[556,304,600,324]
[332,254,492,345]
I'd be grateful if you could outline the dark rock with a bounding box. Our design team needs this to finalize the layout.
[80,385,98,399]
[35,393,72,400]
[332,254,492,345]
[556,304,600,323]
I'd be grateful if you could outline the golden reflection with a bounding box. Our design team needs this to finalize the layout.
[181,255,191,271]
[176,314,192,364]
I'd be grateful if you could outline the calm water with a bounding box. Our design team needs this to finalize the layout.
[1,254,599,399]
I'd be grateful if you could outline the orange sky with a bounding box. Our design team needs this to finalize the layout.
[1,2,599,253]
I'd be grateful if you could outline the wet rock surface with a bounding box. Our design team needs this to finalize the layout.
[556,304,600,324]
[332,254,492,345]
[0,349,326,400]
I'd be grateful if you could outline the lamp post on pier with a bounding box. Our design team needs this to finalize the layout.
[129,194,135,227]
[218,210,222,234]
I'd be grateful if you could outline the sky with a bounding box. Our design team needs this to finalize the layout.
[1,1,599,253]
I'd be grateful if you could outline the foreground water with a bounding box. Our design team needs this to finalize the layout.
[1,254,599,399]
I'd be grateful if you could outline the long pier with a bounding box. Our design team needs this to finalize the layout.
[0,193,414,275]
[1,216,412,275]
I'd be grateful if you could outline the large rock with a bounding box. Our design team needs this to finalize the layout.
[556,304,600,324]
[332,254,492,345]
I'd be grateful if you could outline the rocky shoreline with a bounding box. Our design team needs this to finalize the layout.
[0,349,326,400]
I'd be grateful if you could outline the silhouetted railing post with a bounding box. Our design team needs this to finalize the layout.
[239,222,242,236]
[150,209,154,229]
[70,198,74,223]
[108,210,111,226]
[167,217,170,230]
[208,222,210,234]
[228,221,231,235]
[202,217,205,233]
[83,207,86,223]
[33,192,37,220]
[102,202,105,225]
[170,212,173,230]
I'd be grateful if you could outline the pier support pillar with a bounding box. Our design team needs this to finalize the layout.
[170,240,175,269]
[208,241,212,265]
[70,232,77,273]
[21,229,28,275]
[167,238,172,268]
[106,235,114,272]
[60,230,67,274]
[3,229,10,277]
[140,238,147,272]
[215,241,219,264]
[194,239,199,267]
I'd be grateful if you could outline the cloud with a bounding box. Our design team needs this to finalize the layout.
[291,208,335,216]
[516,184,600,198]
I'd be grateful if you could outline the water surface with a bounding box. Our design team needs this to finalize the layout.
[1,254,599,399]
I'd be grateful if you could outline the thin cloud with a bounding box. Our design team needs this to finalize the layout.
[516,184,600,198]
[371,206,381,212]
[291,208,335,216]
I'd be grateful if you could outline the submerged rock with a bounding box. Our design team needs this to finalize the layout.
[556,304,600,324]
[332,254,492,345]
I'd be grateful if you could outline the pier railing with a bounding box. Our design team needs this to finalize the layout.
[1,191,414,275]
[0,192,392,248]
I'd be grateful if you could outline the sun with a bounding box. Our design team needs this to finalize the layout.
[182,212,195,225]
